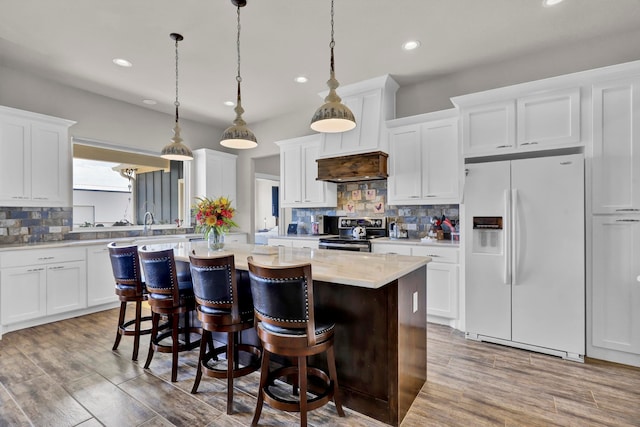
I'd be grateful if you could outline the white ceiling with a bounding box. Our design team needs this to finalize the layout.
[2,0,640,128]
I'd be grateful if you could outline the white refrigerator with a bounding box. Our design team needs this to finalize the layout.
[464,153,585,361]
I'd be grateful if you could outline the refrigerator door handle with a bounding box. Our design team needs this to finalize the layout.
[504,189,512,285]
[511,188,519,286]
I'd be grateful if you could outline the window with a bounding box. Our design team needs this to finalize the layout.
[72,139,189,230]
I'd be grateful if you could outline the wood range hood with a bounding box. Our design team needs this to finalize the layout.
[316,151,388,183]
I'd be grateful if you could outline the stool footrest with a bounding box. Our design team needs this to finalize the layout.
[201,344,261,379]
[151,327,202,354]
[118,316,153,336]
[262,366,334,413]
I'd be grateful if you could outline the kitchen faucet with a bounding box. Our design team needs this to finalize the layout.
[143,211,154,235]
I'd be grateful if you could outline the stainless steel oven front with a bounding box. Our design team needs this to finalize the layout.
[318,239,371,252]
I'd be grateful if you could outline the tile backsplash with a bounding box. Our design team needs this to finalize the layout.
[291,180,459,239]
[0,206,193,245]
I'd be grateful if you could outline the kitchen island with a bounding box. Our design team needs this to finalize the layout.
[148,240,430,426]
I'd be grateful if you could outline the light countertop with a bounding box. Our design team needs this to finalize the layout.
[143,241,430,289]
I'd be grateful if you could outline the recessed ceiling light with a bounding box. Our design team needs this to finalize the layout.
[543,0,564,7]
[113,58,133,67]
[294,76,308,83]
[402,40,421,51]
[224,101,235,107]
[142,99,157,105]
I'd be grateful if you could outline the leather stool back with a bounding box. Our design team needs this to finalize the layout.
[138,246,201,382]
[247,256,344,427]
[108,242,152,361]
[189,253,261,414]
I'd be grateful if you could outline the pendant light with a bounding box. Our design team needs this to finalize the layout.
[310,0,356,133]
[161,33,193,161]
[220,0,258,149]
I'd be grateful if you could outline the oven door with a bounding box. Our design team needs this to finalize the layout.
[318,240,371,252]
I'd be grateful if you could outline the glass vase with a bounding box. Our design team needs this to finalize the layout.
[207,228,225,251]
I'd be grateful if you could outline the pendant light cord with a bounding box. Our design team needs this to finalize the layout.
[329,0,335,76]
[174,35,180,124]
[236,5,242,102]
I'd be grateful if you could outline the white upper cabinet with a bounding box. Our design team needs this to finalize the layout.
[193,148,237,204]
[454,86,582,158]
[592,76,640,214]
[0,106,75,206]
[387,110,460,205]
[277,134,337,208]
[517,88,580,149]
[462,100,516,156]
[318,75,399,158]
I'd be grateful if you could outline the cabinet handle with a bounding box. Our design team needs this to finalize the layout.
[27,267,45,272]
[33,197,49,200]
[495,145,513,149]
[49,266,65,270]
[409,195,420,198]
[425,195,437,198]
[615,219,640,222]
[38,256,55,260]
[615,208,640,212]
[520,142,539,146]
[426,254,441,258]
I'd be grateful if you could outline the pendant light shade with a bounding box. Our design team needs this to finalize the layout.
[310,0,356,133]
[161,33,193,161]
[220,1,257,149]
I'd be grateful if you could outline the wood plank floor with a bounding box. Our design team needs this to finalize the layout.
[1,306,639,426]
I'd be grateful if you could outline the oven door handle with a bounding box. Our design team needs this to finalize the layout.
[319,242,370,249]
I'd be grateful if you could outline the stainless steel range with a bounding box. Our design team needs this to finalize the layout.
[318,217,387,252]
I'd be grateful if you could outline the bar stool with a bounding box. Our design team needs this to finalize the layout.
[138,246,201,382]
[107,242,152,361]
[189,253,262,414]
[247,256,345,427]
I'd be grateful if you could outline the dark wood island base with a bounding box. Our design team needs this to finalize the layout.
[311,265,427,426]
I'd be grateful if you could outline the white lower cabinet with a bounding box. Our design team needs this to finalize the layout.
[372,242,459,324]
[87,244,118,306]
[590,215,640,366]
[267,237,318,249]
[1,247,87,325]
[224,233,248,244]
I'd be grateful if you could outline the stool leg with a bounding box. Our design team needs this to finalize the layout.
[171,313,180,382]
[226,331,235,415]
[112,301,126,351]
[144,312,159,369]
[299,356,308,427]
[191,329,208,394]
[326,346,345,417]
[251,350,270,427]
[132,300,142,361]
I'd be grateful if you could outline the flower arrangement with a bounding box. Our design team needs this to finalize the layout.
[194,196,238,239]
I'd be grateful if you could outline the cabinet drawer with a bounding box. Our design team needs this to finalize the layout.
[372,244,412,255]
[411,246,459,264]
[0,247,86,268]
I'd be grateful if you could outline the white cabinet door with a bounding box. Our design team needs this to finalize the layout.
[516,88,580,150]
[387,115,460,205]
[30,122,68,204]
[280,143,303,205]
[371,243,412,255]
[592,77,640,214]
[0,106,73,206]
[0,115,30,201]
[277,135,336,208]
[301,142,325,204]
[462,100,515,157]
[422,118,459,203]
[387,125,422,203]
[1,266,47,324]
[592,216,640,355]
[87,245,118,306]
[291,239,319,249]
[46,261,87,315]
[425,263,459,319]
[193,149,237,203]
[267,238,293,247]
